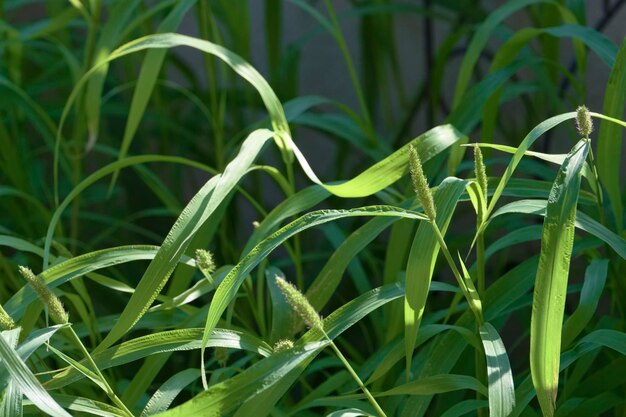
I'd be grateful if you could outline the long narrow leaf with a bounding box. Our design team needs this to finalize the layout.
[530,139,589,417]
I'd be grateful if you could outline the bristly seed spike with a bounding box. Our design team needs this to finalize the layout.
[474,144,488,202]
[408,144,436,221]
[576,105,593,138]
[274,276,323,331]
[18,266,69,324]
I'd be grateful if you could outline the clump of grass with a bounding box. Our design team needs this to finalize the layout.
[0,2,625,416]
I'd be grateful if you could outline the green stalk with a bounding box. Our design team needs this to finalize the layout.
[65,327,133,417]
[585,142,605,225]
[429,222,484,325]
[322,330,388,417]
[476,232,486,297]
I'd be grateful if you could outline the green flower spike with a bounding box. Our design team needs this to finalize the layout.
[408,144,436,221]
[273,339,295,353]
[275,276,323,331]
[195,249,216,280]
[576,105,593,138]
[18,266,69,324]
[0,304,15,330]
[474,144,488,201]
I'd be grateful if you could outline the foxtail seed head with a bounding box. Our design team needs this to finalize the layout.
[576,105,593,138]
[273,339,294,353]
[408,145,436,220]
[18,266,69,324]
[214,347,228,367]
[0,305,15,330]
[275,277,323,331]
[195,249,216,277]
[473,144,488,201]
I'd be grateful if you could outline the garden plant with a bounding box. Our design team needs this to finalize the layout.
[0,1,625,416]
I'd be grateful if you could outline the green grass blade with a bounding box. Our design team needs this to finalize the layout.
[2,379,22,417]
[141,369,199,416]
[0,330,71,417]
[108,0,196,190]
[405,177,467,378]
[530,139,589,417]
[84,0,142,146]
[55,32,291,204]
[377,374,487,397]
[486,112,576,217]
[452,0,547,108]
[25,394,128,417]
[6,246,187,321]
[297,124,464,198]
[488,199,626,259]
[96,129,273,352]
[200,205,427,385]
[47,328,270,390]
[479,322,515,417]
[155,341,328,417]
[440,400,487,417]
[561,259,609,348]
[597,38,626,231]
[512,329,626,417]
[265,267,297,343]
[44,153,218,268]
[0,328,21,416]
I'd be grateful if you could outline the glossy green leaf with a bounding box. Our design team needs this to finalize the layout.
[479,322,515,417]
[0,330,71,417]
[530,139,589,417]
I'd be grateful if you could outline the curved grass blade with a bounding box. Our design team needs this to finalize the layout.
[44,153,218,268]
[486,112,575,218]
[200,206,427,385]
[141,369,199,416]
[47,327,270,390]
[0,329,20,417]
[6,246,192,321]
[179,279,406,416]
[95,129,273,352]
[266,267,297,343]
[296,124,464,198]
[0,330,71,417]
[440,400,487,417]
[154,341,327,417]
[452,0,573,108]
[530,139,589,417]
[479,322,515,417]
[488,199,626,259]
[24,394,128,417]
[55,33,291,203]
[376,374,487,397]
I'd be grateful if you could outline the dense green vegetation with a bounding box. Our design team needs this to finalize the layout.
[1,1,625,416]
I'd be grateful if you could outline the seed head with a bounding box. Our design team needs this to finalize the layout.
[0,304,15,330]
[195,249,216,278]
[576,105,593,138]
[273,339,294,353]
[18,266,69,324]
[408,145,436,220]
[214,347,228,367]
[473,145,488,201]
[275,277,323,331]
